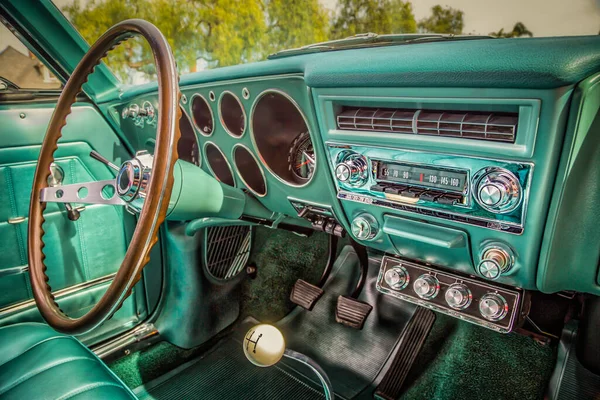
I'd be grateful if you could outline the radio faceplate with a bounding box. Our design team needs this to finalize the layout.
[328,143,533,234]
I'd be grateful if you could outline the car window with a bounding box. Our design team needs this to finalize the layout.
[0,22,62,90]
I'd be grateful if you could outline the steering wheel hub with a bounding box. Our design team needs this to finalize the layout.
[117,151,153,204]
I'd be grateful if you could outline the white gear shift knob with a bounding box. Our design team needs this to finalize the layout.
[243,324,286,367]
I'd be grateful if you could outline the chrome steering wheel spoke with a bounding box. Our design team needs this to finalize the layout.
[41,179,125,206]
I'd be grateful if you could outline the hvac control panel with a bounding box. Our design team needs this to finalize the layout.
[377,256,525,333]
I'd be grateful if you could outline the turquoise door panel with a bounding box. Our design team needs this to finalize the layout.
[0,102,155,342]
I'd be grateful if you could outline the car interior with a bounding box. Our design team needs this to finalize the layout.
[0,0,599,399]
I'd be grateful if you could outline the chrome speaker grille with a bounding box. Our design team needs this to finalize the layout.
[204,225,252,280]
[337,107,518,143]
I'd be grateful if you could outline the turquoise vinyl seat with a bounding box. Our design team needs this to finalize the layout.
[0,323,135,399]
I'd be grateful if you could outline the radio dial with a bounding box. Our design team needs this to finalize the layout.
[335,153,369,187]
[473,168,522,214]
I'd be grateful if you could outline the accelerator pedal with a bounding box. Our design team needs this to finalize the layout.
[335,295,373,330]
[290,280,324,311]
[374,307,436,400]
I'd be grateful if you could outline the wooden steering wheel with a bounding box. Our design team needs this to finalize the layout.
[28,20,181,335]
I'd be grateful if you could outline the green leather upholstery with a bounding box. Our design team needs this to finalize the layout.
[0,323,135,399]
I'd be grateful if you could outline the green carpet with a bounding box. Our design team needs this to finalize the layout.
[108,341,203,389]
[240,226,329,322]
[401,313,556,400]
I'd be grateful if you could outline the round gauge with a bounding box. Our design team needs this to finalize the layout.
[288,131,315,183]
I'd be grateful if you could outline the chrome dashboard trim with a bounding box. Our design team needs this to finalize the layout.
[218,90,247,138]
[188,93,214,138]
[231,143,268,198]
[203,141,236,188]
[249,88,317,189]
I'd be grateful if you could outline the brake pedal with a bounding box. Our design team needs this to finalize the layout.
[290,235,338,310]
[290,280,324,311]
[374,307,436,400]
[335,295,373,330]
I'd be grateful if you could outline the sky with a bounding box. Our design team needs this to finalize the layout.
[320,0,600,36]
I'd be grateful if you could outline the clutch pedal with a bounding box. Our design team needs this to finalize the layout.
[290,280,324,311]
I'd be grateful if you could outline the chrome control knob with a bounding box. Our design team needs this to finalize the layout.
[334,153,369,187]
[445,283,472,310]
[479,293,509,321]
[473,168,522,214]
[477,242,515,280]
[413,274,440,300]
[384,266,410,290]
[351,213,378,241]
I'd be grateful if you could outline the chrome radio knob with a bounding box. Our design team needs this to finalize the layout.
[473,168,522,213]
[351,213,378,241]
[413,274,440,300]
[384,266,409,290]
[479,293,509,321]
[445,283,472,310]
[334,153,369,187]
[477,242,515,280]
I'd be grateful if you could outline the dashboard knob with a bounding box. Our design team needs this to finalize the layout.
[384,266,410,290]
[334,153,369,187]
[413,274,440,300]
[473,168,522,214]
[479,293,509,321]
[477,242,515,280]
[351,213,378,241]
[445,283,472,310]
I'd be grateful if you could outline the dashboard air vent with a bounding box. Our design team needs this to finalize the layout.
[336,107,518,143]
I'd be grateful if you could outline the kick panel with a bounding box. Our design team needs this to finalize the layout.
[377,255,524,333]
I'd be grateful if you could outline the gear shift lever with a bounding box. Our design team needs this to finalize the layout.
[243,324,335,400]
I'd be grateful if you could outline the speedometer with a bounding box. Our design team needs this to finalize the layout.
[288,131,315,183]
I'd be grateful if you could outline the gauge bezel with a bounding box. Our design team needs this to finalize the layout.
[232,144,267,197]
[189,93,214,137]
[249,89,317,188]
[204,141,236,187]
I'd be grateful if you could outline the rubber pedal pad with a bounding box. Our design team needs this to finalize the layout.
[374,307,436,400]
[335,295,373,330]
[290,279,324,311]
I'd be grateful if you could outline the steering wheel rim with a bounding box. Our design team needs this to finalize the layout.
[28,19,181,335]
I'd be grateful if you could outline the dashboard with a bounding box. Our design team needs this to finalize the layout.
[110,36,600,331]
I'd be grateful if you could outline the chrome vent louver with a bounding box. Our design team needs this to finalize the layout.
[336,107,518,143]
[204,225,252,280]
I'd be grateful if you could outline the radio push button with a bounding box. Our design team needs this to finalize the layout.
[413,274,440,300]
[435,193,463,205]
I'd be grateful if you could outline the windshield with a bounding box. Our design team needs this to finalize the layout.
[52,0,600,85]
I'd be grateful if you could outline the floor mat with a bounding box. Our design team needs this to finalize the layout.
[134,336,324,400]
[277,247,417,399]
[240,226,330,323]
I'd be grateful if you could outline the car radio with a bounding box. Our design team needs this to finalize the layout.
[327,143,532,234]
